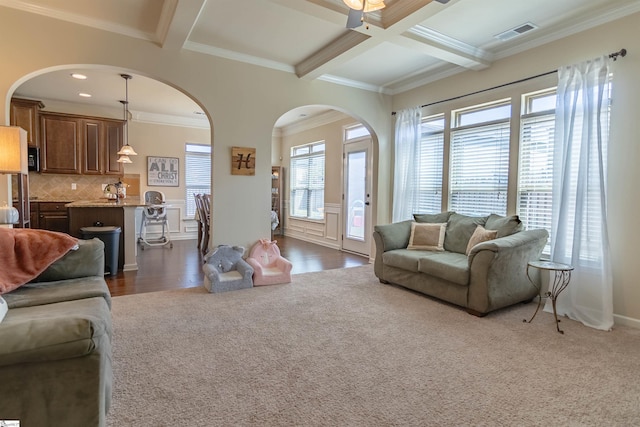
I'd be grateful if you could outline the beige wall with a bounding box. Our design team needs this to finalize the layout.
[393,12,640,326]
[0,7,392,253]
[2,6,639,325]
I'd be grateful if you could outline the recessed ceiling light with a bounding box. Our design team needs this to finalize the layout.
[71,73,88,80]
[78,93,92,98]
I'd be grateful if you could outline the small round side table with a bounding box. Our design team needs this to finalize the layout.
[524,260,574,334]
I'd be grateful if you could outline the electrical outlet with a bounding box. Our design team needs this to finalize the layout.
[71,183,77,190]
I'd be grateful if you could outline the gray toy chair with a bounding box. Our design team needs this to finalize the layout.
[203,245,254,293]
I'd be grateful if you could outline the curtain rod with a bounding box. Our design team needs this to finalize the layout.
[391,48,627,115]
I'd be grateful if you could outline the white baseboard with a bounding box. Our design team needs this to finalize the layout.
[614,313,640,329]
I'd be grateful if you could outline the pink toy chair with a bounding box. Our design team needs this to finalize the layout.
[246,239,292,286]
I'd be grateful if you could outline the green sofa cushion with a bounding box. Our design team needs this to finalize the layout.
[485,213,524,238]
[382,249,435,273]
[374,220,413,251]
[444,213,488,254]
[417,252,470,285]
[413,211,454,224]
[0,297,111,367]
[3,276,111,310]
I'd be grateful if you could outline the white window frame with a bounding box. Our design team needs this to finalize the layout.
[449,99,511,216]
[184,143,211,218]
[517,88,557,255]
[289,141,325,221]
[414,114,445,214]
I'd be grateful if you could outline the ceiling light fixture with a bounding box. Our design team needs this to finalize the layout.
[71,73,87,80]
[116,154,133,164]
[117,73,137,160]
[343,0,385,12]
[344,0,385,29]
[79,92,92,98]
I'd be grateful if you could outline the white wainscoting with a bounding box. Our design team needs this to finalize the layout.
[283,201,342,250]
[135,199,199,241]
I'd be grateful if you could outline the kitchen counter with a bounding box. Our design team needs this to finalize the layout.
[67,199,144,272]
[65,198,145,208]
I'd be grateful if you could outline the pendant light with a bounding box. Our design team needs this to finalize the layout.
[117,73,137,158]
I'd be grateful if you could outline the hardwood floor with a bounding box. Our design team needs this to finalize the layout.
[105,235,369,297]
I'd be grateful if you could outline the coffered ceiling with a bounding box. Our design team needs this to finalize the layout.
[5,0,640,125]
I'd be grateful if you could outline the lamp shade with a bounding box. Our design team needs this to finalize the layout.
[117,155,133,164]
[0,126,28,174]
[343,0,385,12]
[117,144,137,156]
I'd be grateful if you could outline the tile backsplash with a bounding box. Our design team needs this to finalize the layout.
[24,173,140,201]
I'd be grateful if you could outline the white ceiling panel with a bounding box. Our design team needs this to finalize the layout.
[329,41,441,87]
[190,0,349,65]
[2,0,639,124]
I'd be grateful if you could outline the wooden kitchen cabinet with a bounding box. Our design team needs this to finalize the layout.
[82,118,124,175]
[104,120,124,175]
[40,113,82,174]
[31,201,70,234]
[41,112,124,175]
[10,98,44,147]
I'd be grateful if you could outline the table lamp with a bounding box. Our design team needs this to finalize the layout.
[0,126,28,225]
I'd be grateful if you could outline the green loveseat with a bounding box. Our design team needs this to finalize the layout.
[0,238,112,427]
[373,212,548,316]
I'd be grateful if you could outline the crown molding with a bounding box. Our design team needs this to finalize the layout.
[131,111,210,129]
[491,1,640,61]
[278,110,349,137]
[0,0,157,42]
[318,74,389,94]
[183,41,295,73]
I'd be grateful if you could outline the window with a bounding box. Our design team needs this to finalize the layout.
[450,100,511,216]
[290,141,325,220]
[345,124,370,140]
[414,115,444,214]
[185,143,211,217]
[517,89,556,254]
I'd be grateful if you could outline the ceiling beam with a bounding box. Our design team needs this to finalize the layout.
[156,0,207,49]
[290,0,490,81]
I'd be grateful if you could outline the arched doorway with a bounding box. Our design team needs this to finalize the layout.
[273,105,377,258]
[8,65,212,276]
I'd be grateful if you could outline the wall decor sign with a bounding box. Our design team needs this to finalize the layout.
[147,156,179,186]
[231,146,256,176]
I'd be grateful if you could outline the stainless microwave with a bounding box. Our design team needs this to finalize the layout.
[28,146,40,172]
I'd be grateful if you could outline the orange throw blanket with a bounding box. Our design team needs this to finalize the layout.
[0,228,78,294]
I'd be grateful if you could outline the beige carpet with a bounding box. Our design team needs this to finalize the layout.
[107,265,640,426]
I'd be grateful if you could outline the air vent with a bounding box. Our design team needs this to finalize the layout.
[494,22,538,41]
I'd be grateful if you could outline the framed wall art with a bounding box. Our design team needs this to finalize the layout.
[147,156,179,186]
[231,146,256,176]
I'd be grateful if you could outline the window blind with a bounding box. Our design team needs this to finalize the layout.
[290,145,325,220]
[449,120,510,216]
[518,112,555,254]
[185,145,211,217]
[415,129,444,214]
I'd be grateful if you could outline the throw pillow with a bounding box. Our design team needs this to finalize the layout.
[485,214,524,238]
[465,225,498,255]
[413,211,454,224]
[407,222,446,251]
[443,213,488,254]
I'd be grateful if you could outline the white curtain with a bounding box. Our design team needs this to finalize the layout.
[392,107,422,222]
[547,55,613,331]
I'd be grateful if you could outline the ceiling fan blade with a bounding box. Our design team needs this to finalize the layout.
[346,8,363,29]
[433,0,450,3]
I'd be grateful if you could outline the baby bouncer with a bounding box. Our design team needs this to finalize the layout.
[138,190,173,249]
